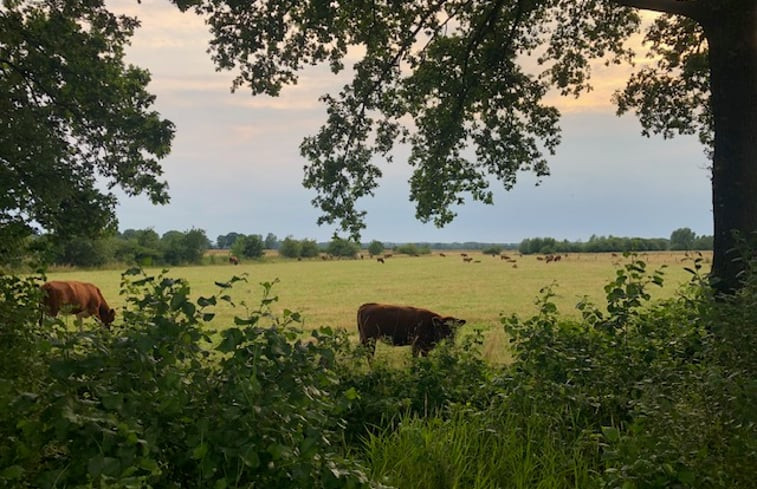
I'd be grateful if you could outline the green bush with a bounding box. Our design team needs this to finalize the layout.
[367,241,384,256]
[300,239,320,258]
[326,237,360,258]
[394,244,431,256]
[232,234,264,259]
[502,253,756,489]
[279,236,302,258]
[0,270,373,488]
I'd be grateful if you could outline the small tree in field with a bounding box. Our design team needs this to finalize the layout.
[670,227,697,251]
[300,239,320,258]
[482,246,503,256]
[264,232,279,250]
[232,234,264,259]
[279,236,302,258]
[327,237,359,258]
[367,240,384,257]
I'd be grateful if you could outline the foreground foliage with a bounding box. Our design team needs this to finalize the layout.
[1,254,755,487]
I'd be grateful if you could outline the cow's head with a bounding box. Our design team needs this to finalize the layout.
[432,316,466,341]
[100,305,116,327]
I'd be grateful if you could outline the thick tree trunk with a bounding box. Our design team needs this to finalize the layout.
[702,4,757,294]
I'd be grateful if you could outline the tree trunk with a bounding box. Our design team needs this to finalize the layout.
[703,4,757,294]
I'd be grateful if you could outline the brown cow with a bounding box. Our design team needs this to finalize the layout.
[229,255,240,265]
[357,303,466,357]
[376,257,385,264]
[40,281,115,327]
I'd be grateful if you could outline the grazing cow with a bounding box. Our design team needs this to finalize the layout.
[40,281,115,327]
[357,303,466,357]
[384,253,393,259]
[537,256,544,261]
[439,253,446,257]
[463,257,473,262]
[229,255,240,265]
[377,257,385,264]
[460,253,468,257]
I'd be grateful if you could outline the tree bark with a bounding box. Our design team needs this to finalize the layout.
[702,3,757,294]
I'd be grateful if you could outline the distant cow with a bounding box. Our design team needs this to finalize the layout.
[229,255,240,265]
[357,303,466,357]
[463,257,473,262]
[40,281,115,327]
[376,257,385,264]
[439,253,446,257]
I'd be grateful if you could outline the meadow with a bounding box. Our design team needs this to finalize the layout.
[44,251,709,361]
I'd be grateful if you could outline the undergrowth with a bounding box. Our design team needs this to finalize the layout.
[0,253,754,488]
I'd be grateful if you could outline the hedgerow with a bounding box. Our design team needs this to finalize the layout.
[1,253,754,488]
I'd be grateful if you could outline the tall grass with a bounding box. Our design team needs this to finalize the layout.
[363,408,598,489]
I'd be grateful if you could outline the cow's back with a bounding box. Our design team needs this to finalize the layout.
[357,303,437,346]
[42,281,103,318]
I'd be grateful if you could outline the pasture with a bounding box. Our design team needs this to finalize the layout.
[43,251,709,361]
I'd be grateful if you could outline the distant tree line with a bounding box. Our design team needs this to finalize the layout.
[32,228,211,268]
[18,226,711,269]
[518,228,713,255]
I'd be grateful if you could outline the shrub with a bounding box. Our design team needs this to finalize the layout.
[394,244,430,256]
[327,237,360,258]
[481,245,502,256]
[300,239,320,258]
[279,236,302,258]
[0,270,374,488]
[232,234,264,259]
[367,240,384,256]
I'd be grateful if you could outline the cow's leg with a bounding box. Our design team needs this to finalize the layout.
[365,338,376,357]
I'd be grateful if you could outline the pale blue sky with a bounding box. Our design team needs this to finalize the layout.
[112,1,712,244]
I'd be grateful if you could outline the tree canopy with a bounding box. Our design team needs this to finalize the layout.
[175,0,755,293]
[0,0,174,263]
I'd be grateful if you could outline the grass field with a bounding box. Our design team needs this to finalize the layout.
[43,251,710,361]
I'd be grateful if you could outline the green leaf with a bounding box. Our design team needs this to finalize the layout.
[241,447,260,468]
[192,442,208,460]
[601,426,620,443]
[234,316,259,326]
[0,465,24,480]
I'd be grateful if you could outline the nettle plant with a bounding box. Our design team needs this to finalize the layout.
[1,269,373,489]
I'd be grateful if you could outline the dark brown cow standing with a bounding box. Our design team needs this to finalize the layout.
[41,281,115,327]
[229,255,240,265]
[357,303,466,357]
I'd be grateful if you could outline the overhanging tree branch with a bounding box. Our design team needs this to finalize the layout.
[609,0,704,20]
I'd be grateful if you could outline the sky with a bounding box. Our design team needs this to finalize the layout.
[110,1,713,245]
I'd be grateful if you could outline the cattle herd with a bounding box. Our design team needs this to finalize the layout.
[39,250,566,357]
